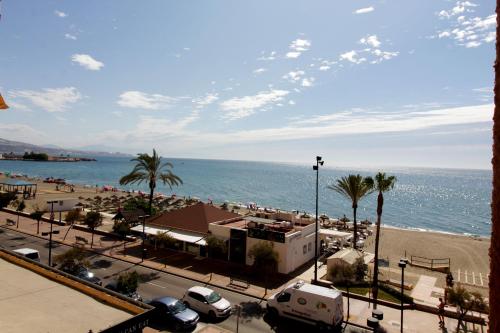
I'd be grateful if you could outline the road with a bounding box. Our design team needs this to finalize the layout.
[0,227,367,333]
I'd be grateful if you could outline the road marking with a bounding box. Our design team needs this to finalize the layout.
[464,270,468,284]
[147,282,166,289]
[457,269,460,282]
[479,273,483,286]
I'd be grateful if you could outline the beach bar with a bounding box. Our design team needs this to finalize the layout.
[0,179,37,198]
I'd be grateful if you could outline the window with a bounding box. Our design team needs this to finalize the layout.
[277,292,291,303]
[308,242,312,252]
[303,245,307,254]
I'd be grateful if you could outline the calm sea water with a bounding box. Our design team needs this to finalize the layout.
[0,157,491,237]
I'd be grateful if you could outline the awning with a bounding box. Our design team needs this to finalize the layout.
[131,225,207,246]
[319,229,351,239]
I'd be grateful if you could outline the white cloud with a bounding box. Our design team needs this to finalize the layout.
[64,33,77,40]
[289,100,296,105]
[360,35,381,48]
[258,51,277,61]
[354,6,374,14]
[117,91,179,110]
[340,50,366,64]
[286,38,311,59]
[8,87,82,112]
[290,39,311,52]
[301,78,315,87]
[465,40,481,48]
[0,123,48,143]
[435,2,494,48]
[193,93,218,108]
[438,1,477,19]
[253,68,267,75]
[54,10,67,18]
[71,54,104,71]
[283,70,305,83]
[219,89,290,120]
[319,66,330,71]
[286,52,301,59]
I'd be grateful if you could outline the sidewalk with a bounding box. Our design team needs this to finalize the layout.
[0,211,488,333]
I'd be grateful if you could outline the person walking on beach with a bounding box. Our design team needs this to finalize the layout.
[437,297,446,327]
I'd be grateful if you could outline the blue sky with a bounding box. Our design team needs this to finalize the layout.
[0,0,495,169]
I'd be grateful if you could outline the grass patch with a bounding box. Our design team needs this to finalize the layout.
[335,286,404,303]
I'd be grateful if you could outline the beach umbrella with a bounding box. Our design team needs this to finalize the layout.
[0,93,9,110]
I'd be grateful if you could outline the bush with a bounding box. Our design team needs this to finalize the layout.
[206,235,227,259]
[156,232,178,249]
[353,257,368,281]
[248,241,279,275]
[65,209,82,224]
[328,261,354,284]
[379,283,414,304]
[0,192,17,209]
[55,247,88,274]
[113,220,131,237]
[117,271,140,294]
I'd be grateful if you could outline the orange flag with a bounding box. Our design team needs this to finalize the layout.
[0,94,9,109]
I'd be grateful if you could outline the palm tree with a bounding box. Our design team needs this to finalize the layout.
[490,5,500,331]
[328,174,374,249]
[119,149,183,216]
[370,172,396,309]
[16,200,26,228]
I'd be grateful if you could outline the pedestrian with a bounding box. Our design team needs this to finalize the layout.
[437,297,446,327]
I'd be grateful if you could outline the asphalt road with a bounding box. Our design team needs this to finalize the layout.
[0,227,367,333]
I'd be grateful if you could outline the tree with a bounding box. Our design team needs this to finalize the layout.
[490,5,500,331]
[16,200,26,229]
[371,172,397,309]
[328,261,354,285]
[119,149,182,216]
[83,211,102,248]
[447,286,488,332]
[30,208,45,234]
[328,175,374,249]
[353,257,368,282]
[155,231,178,249]
[55,247,88,274]
[248,241,279,276]
[205,235,228,259]
[116,271,140,294]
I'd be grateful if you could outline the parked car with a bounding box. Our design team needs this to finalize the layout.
[267,280,343,331]
[104,281,142,301]
[181,286,231,319]
[148,296,199,331]
[61,265,102,286]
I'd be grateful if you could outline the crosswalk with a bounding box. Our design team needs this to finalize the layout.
[455,269,489,288]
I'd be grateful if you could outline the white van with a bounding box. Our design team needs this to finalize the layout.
[267,280,343,330]
[13,248,40,262]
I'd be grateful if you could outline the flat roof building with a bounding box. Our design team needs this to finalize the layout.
[0,250,153,333]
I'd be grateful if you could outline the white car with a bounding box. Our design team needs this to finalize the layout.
[181,286,232,319]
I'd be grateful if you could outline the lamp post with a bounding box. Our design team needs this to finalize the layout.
[398,259,408,333]
[139,214,150,261]
[46,200,58,267]
[313,156,324,283]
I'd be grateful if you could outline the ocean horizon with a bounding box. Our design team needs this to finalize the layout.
[0,156,492,237]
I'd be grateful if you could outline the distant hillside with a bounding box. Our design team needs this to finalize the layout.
[0,138,131,158]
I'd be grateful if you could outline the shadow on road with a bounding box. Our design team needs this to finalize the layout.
[91,259,113,269]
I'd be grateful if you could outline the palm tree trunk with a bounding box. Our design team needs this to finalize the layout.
[372,192,383,309]
[148,184,154,216]
[353,205,358,249]
[90,230,94,248]
[490,2,500,331]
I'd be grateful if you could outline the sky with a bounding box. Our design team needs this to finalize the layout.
[0,0,496,169]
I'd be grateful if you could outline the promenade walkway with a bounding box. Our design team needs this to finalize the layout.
[0,211,488,333]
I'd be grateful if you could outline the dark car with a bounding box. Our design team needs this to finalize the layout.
[61,266,102,286]
[148,296,199,331]
[104,281,142,302]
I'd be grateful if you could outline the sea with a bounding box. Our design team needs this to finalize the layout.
[0,157,492,237]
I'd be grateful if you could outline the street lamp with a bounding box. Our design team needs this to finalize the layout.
[139,214,150,261]
[398,258,408,333]
[45,200,59,267]
[313,156,324,283]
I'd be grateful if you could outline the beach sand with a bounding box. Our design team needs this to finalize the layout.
[364,226,490,294]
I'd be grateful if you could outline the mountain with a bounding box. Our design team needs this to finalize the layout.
[0,138,132,157]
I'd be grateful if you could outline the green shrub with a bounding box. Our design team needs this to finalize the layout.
[379,283,414,304]
[117,271,140,294]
